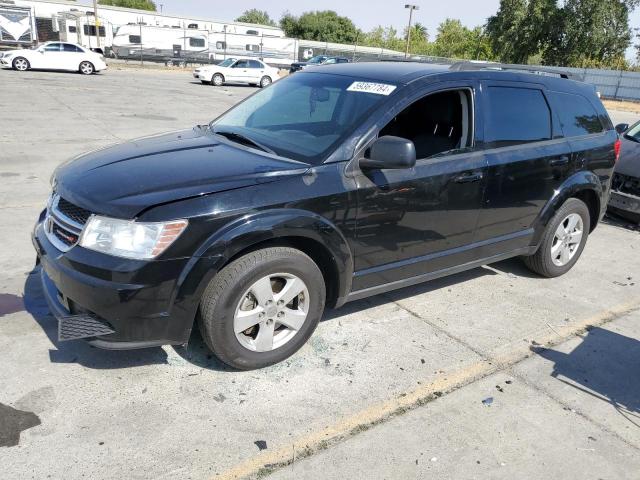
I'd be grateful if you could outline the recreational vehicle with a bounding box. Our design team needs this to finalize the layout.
[111,24,209,62]
[0,2,37,50]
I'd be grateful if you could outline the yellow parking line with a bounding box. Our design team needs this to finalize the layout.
[214,300,640,480]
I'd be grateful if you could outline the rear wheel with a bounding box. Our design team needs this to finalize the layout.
[523,198,591,277]
[212,73,224,86]
[13,57,29,71]
[79,61,94,75]
[199,247,326,370]
[259,75,272,88]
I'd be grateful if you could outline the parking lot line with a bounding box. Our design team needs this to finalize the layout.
[214,299,640,479]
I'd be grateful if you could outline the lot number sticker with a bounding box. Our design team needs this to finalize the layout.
[347,82,397,95]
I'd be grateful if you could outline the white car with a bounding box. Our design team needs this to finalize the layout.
[193,57,279,88]
[0,42,107,75]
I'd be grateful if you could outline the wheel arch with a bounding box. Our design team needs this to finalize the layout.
[532,171,604,246]
[173,208,353,340]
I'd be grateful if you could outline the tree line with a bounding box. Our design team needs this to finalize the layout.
[236,3,640,69]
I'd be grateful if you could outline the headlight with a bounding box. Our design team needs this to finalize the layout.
[79,216,188,260]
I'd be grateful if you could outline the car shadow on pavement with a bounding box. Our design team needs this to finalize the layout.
[322,266,499,322]
[603,212,640,233]
[533,326,640,427]
[23,268,169,370]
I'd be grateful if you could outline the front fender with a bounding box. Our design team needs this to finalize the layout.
[176,208,353,321]
[531,170,604,246]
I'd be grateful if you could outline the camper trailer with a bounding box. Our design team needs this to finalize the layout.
[0,2,37,50]
[55,11,113,54]
[207,31,295,65]
[111,23,209,62]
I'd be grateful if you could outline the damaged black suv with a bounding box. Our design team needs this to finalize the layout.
[33,62,618,370]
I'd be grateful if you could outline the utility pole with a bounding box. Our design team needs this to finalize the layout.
[93,0,100,50]
[404,4,419,59]
[160,4,163,13]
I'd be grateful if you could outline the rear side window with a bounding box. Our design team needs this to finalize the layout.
[485,87,551,148]
[62,43,81,52]
[550,92,604,137]
[248,60,263,68]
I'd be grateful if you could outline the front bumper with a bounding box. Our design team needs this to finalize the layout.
[608,190,640,218]
[32,213,206,349]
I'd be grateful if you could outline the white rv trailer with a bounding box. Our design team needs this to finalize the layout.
[0,2,37,49]
[112,24,209,61]
[112,24,297,66]
[54,11,113,53]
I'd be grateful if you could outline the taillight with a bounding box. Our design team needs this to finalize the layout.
[614,139,621,163]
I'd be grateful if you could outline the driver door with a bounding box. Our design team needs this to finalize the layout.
[227,59,250,82]
[31,43,62,69]
[351,82,488,292]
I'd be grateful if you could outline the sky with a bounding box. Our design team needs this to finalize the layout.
[158,0,640,60]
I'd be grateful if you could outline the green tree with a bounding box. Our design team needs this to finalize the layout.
[486,0,555,64]
[544,0,638,67]
[404,22,431,55]
[98,0,156,10]
[235,9,276,27]
[279,10,360,43]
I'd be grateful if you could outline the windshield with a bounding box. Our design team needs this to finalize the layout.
[218,58,236,67]
[625,121,640,142]
[210,73,396,164]
[307,56,327,64]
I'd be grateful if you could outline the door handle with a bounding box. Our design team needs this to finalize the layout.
[550,156,570,167]
[454,172,483,184]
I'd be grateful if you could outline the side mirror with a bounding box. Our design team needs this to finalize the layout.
[615,123,629,135]
[360,136,417,170]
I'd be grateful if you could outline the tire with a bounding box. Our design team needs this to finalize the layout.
[199,247,326,370]
[79,61,95,75]
[12,57,29,71]
[259,75,272,88]
[523,198,591,278]
[211,73,224,86]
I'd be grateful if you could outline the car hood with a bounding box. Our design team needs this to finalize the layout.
[54,127,309,219]
[617,136,640,178]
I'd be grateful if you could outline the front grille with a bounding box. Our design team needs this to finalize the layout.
[612,173,640,197]
[57,197,92,225]
[44,194,93,252]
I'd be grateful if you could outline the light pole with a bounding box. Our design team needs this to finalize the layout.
[93,0,100,51]
[404,4,419,59]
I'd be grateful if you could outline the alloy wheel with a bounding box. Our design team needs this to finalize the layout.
[551,213,584,266]
[14,58,28,71]
[233,273,309,352]
[80,62,94,75]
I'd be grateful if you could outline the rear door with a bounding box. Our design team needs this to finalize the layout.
[474,82,572,255]
[60,43,83,71]
[247,60,266,82]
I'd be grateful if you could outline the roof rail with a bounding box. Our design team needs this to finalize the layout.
[449,61,577,80]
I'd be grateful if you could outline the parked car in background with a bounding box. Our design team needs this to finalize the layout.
[34,62,617,370]
[193,57,279,88]
[0,42,107,74]
[289,55,349,73]
[609,122,640,223]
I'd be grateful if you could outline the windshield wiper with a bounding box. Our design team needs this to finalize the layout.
[212,130,275,154]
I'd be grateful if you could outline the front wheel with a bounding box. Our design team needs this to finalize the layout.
[199,247,326,370]
[13,57,30,71]
[523,198,591,277]
[79,61,95,75]
[259,75,272,88]
[211,73,224,86]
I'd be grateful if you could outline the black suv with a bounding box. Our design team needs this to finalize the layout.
[33,62,618,370]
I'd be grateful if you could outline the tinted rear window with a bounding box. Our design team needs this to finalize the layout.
[550,92,604,137]
[485,87,552,148]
